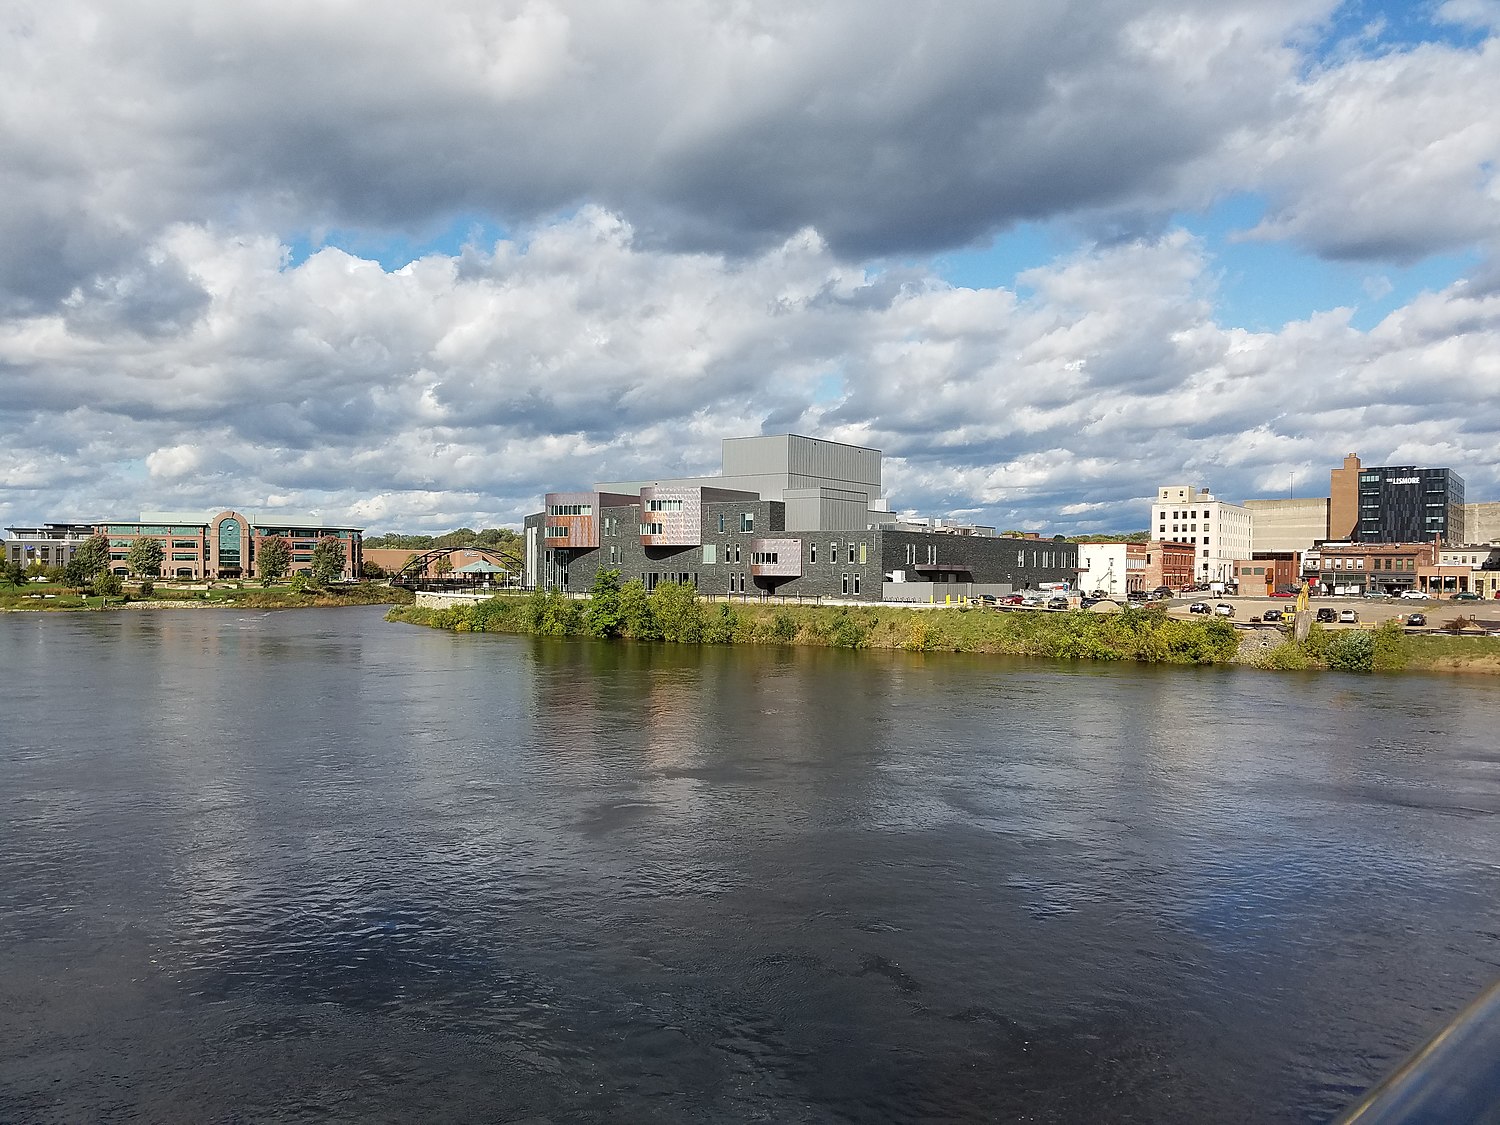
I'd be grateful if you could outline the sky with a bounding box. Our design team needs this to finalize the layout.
[3,0,1500,536]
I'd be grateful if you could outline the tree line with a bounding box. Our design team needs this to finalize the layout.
[363,527,522,551]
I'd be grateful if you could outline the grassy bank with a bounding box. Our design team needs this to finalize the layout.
[386,588,1241,664]
[1243,619,1500,674]
[1,580,414,612]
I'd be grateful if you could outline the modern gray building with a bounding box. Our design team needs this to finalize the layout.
[3,523,96,570]
[524,435,1078,601]
[1356,466,1466,544]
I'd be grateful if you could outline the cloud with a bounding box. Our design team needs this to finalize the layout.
[0,0,1347,304]
[3,2,1500,537]
[2,212,1499,537]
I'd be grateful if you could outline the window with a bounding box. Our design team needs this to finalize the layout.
[752,551,779,565]
[848,543,855,563]
[853,575,861,595]
[842,574,849,595]
[811,543,817,564]
[735,545,741,564]
[718,514,726,533]
[639,522,664,536]
[545,525,569,538]
[859,544,867,565]
[740,513,754,532]
[547,503,593,516]
[646,498,683,512]
[702,544,716,564]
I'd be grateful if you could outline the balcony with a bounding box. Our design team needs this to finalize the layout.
[748,539,802,578]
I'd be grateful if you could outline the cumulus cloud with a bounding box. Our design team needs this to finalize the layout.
[3,1,1500,536]
[2,212,1499,536]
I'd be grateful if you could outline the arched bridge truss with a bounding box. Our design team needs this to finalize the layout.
[392,546,522,587]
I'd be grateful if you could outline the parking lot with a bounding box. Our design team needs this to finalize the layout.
[1165,593,1500,631]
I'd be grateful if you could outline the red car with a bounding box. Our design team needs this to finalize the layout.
[1001,594,1025,605]
[1268,589,1297,598]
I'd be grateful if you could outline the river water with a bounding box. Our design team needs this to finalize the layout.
[2,606,1498,1123]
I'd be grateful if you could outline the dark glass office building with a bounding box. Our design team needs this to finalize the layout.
[1356,466,1466,544]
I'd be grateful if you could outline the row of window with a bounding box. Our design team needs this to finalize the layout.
[1320,557,1417,571]
[645,499,683,512]
[547,504,592,517]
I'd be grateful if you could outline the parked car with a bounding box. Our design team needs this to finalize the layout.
[1316,607,1337,623]
[1400,590,1430,600]
[1452,592,1481,602]
[1079,596,1102,608]
[1188,602,1211,614]
[1047,596,1070,610]
[973,594,998,606]
[1215,603,1234,617]
[1339,609,1358,623]
[1406,612,1427,627]
[1269,588,1298,598]
[1153,586,1174,599]
[1001,594,1025,605]
[1261,609,1284,623]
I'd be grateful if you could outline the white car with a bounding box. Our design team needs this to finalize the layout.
[1400,590,1430,600]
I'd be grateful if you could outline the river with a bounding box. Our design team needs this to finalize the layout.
[2,605,1498,1123]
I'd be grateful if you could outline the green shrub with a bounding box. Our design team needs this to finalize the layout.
[585,569,624,638]
[536,590,581,636]
[1298,623,1331,661]
[770,611,799,644]
[1326,629,1374,672]
[703,604,741,644]
[619,579,660,640]
[650,582,703,643]
[827,608,869,649]
[1371,619,1410,672]
[1257,641,1311,670]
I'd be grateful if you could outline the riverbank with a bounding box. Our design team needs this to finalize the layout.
[388,590,1500,674]
[1,582,414,612]
[387,591,1242,664]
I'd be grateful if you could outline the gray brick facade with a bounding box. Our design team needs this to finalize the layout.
[527,500,1078,601]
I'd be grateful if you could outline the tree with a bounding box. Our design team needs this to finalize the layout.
[125,537,164,579]
[2,559,26,587]
[360,559,387,579]
[650,581,703,642]
[257,536,291,585]
[94,572,124,598]
[585,569,624,638]
[618,578,660,640]
[308,537,346,586]
[434,554,454,579]
[65,534,111,588]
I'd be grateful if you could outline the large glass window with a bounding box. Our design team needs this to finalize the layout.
[217,520,241,567]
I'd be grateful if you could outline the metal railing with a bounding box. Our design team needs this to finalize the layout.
[1337,978,1500,1124]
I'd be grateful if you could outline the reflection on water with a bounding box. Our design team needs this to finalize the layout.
[2,607,1498,1123]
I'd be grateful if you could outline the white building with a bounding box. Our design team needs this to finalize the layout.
[1150,485,1253,584]
[1075,542,1143,596]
